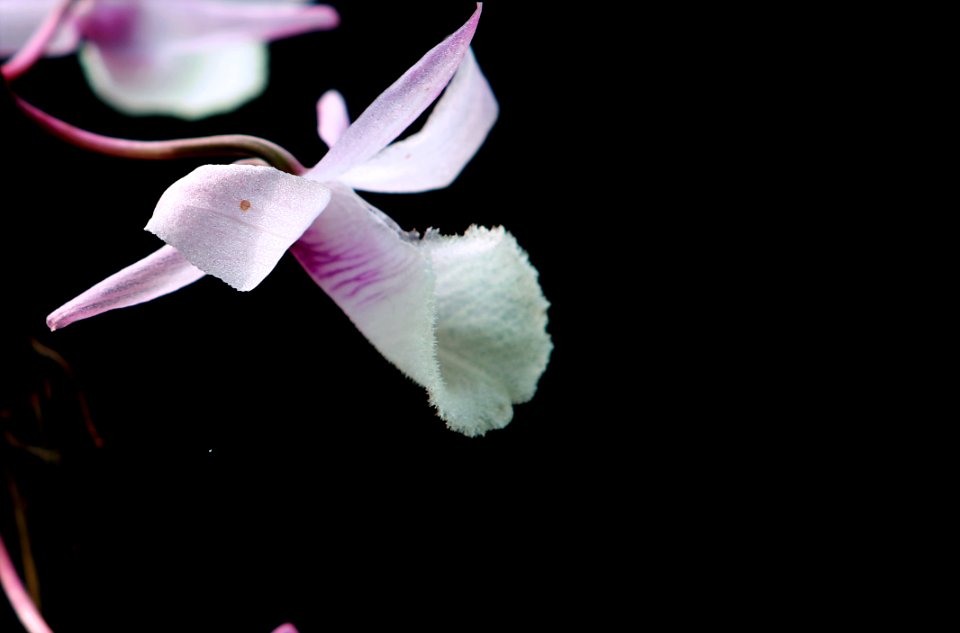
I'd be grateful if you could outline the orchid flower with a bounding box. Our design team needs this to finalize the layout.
[47,4,552,436]
[0,0,339,118]
[2,531,299,633]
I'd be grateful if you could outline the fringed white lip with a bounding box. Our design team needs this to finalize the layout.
[293,186,551,436]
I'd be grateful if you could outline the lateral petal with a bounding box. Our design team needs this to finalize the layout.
[46,245,204,331]
[145,164,331,291]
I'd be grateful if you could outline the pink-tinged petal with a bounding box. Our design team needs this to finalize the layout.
[145,165,331,291]
[339,49,498,193]
[271,625,299,633]
[46,245,204,331]
[78,40,269,119]
[291,185,437,386]
[317,90,349,149]
[163,0,339,48]
[307,4,482,182]
[0,532,54,633]
[291,185,552,436]
[79,0,339,54]
[0,0,81,57]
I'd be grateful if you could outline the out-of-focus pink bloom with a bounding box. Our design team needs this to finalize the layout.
[48,4,552,436]
[0,0,339,118]
[3,529,300,632]
[0,533,51,633]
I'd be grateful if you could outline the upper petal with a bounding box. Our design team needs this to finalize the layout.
[291,185,552,436]
[306,4,482,182]
[145,165,331,291]
[46,245,205,330]
[338,48,498,193]
[0,0,81,57]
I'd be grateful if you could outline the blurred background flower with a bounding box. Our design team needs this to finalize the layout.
[1,0,339,118]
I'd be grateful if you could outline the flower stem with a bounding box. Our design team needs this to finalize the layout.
[6,474,41,609]
[15,96,306,175]
[1,0,79,83]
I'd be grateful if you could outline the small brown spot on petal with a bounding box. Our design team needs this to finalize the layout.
[240,200,251,212]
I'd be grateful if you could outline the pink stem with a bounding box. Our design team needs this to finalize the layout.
[14,96,306,175]
[0,532,54,633]
[1,0,78,83]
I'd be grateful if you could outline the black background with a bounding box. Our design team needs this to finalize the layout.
[1,4,610,631]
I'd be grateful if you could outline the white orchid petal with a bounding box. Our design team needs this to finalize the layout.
[146,165,331,291]
[340,49,498,193]
[292,186,552,435]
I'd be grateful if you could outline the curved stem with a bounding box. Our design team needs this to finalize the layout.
[15,96,306,175]
[232,158,271,167]
[1,0,79,83]
[7,474,40,609]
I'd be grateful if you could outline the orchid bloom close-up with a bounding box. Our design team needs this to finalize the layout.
[46,4,552,436]
[0,0,339,118]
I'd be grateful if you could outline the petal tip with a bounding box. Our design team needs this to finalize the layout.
[46,309,69,332]
[316,6,341,29]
